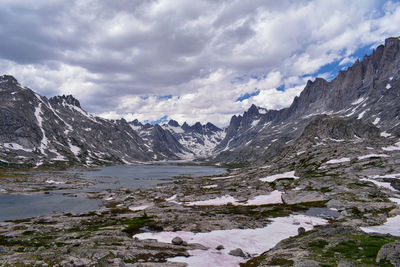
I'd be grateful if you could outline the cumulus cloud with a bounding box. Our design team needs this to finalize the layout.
[0,0,399,126]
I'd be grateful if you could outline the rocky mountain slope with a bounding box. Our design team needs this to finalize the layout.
[0,76,168,168]
[130,119,225,159]
[213,37,400,164]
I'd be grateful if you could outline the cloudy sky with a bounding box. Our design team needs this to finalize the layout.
[1,0,399,126]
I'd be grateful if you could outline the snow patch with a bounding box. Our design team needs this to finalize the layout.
[244,191,282,205]
[34,103,49,155]
[357,109,368,119]
[259,171,299,182]
[3,143,32,152]
[373,117,380,125]
[361,178,397,191]
[358,154,389,160]
[386,83,392,90]
[134,215,327,267]
[202,184,218,189]
[68,142,81,156]
[184,195,237,206]
[45,180,65,185]
[325,157,350,164]
[129,205,151,211]
[351,97,366,105]
[361,215,400,237]
[382,141,400,151]
[380,131,392,137]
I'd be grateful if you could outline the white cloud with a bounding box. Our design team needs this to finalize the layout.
[1,0,400,126]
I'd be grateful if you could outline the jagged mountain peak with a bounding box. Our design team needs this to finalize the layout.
[50,95,81,108]
[0,74,18,83]
[167,119,180,127]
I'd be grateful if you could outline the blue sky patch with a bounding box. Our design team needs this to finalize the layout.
[236,89,260,102]
[146,115,168,125]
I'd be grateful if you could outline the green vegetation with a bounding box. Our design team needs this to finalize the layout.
[325,235,397,265]
[121,213,163,235]
[204,201,328,219]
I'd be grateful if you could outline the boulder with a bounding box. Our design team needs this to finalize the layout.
[172,236,184,245]
[228,248,246,258]
[376,241,400,265]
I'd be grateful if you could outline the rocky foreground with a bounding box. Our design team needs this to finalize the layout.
[1,125,400,267]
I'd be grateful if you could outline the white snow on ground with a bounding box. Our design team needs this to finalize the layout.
[328,138,345,142]
[357,110,368,119]
[210,175,235,180]
[49,149,67,161]
[34,103,49,155]
[361,215,400,237]
[129,124,142,131]
[244,191,282,205]
[68,142,81,156]
[66,102,98,123]
[380,131,392,137]
[325,158,350,164]
[45,180,65,185]
[35,93,74,135]
[135,215,327,267]
[389,198,400,204]
[162,125,184,134]
[185,195,237,206]
[259,171,299,182]
[166,194,177,202]
[382,141,400,151]
[129,205,150,211]
[183,191,283,206]
[202,184,218,189]
[358,154,389,160]
[260,165,271,169]
[351,97,366,105]
[105,197,114,201]
[361,178,398,191]
[2,143,32,152]
[372,173,400,179]
[386,83,392,90]
[373,117,380,125]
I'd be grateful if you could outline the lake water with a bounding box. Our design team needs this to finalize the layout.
[0,164,226,221]
[77,164,226,191]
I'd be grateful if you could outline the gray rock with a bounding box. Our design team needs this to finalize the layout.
[228,248,246,258]
[376,241,400,265]
[171,236,184,245]
[216,245,224,250]
[298,227,306,235]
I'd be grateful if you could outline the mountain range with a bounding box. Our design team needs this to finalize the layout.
[1,37,399,168]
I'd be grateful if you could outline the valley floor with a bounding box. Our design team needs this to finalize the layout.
[1,136,400,266]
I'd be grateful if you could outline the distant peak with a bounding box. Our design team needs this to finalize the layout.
[50,94,81,108]
[168,119,180,127]
[131,119,143,127]
[0,75,19,85]
[246,104,260,116]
